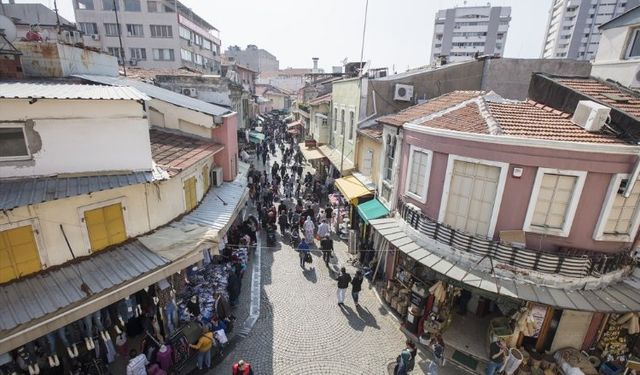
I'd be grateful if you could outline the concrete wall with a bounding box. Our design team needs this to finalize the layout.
[331,78,362,166]
[592,25,639,87]
[399,129,637,253]
[309,102,330,144]
[16,42,118,78]
[212,113,238,181]
[265,93,286,111]
[0,157,212,270]
[356,135,382,185]
[147,98,214,139]
[0,99,151,178]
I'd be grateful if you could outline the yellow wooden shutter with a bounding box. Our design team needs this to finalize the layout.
[0,225,41,283]
[184,177,197,211]
[202,165,210,191]
[84,203,126,252]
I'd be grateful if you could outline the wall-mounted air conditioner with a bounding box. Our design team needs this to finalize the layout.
[211,166,223,186]
[571,100,610,133]
[91,34,100,41]
[181,88,198,97]
[394,84,414,102]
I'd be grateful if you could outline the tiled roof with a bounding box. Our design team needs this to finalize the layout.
[308,93,332,105]
[0,83,149,101]
[416,96,626,144]
[377,91,483,126]
[357,123,384,139]
[150,129,224,176]
[557,78,640,120]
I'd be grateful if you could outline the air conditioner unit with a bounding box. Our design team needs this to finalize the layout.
[91,34,100,41]
[181,88,197,97]
[631,66,640,89]
[394,84,414,102]
[129,59,137,66]
[571,100,610,132]
[211,166,223,186]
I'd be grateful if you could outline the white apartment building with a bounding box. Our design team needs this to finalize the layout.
[541,0,640,60]
[431,5,511,64]
[73,0,221,73]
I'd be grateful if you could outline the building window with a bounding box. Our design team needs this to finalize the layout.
[0,225,42,283]
[104,23,121,37]
[180,48,194,62]
[202,165,210,191]
[129,47,146,60]
[348,111,354,140]
[150,25,173,38]
[184,176,197,211]
[76,0,94,10]
[102,0,119,11]
[384,134,396,182]
[594,175,640,241]
[79,22,98,35]
[84,203,127,252]
[524,169,586,237]
[626,29,640,59]
[340,109,345,135]
[203,39,212,50]
[147,0,173,12]
[126,24,144,37]
[124,0,140,11]
[406,146,432,203]
[179,26,190,40]
[0,126,29,160]
[153,48,175,61]
[107,47,125,60]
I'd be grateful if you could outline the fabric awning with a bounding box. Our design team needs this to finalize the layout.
[318,145,354,174]
[369,218,640,313]
[335,176,373,202]
[357,198,389,224]
[249,131,265,143]
[298,143,324,160]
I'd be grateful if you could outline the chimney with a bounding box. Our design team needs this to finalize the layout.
[312,57,319,72]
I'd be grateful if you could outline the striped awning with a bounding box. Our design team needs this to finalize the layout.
[369,218,640,313]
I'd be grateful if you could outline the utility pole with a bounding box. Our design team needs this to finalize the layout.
[53,0,61,33]
[113,0,127,76]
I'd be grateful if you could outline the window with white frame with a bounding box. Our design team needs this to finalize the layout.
[129,47,146,60]
[203,39,212,50]
[76,0,94,10]
[406,147,431,202]
[126,24,143,37]
[180,48,194,62]
[179,26,190,40]
[104,23,121,37]
[0,126,29,159]
[150,25,173,38]
[124,0,140,11]
[348,111,354,140]
[107,47,125,60]
[153,48,174,61]
[626,28,640,59]
[384,134,397,182]
[79,22,98,35]
[524,169,586,236]
[594,175,640,241]
[340,109,345,135]
[102,0,119,10]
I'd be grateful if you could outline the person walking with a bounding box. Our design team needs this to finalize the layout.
[393,348,412,375]
[320,234,333,266]
[303,216,315,243]
[232,359,254,375]
[337,267,351,306]
[297,238,310,269]
[485,339,507,375]
[278,209,289,235]
[351,270,364,307]
[126,349,148,375]
[189,326,214,371]
[317,219,329,239]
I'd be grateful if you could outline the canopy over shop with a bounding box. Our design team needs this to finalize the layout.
[318,145,355,175]
[298,143,324,161]
[370,216,640,373]
[248,131,265,144]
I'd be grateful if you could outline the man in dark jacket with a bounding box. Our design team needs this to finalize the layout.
[351,270,364,307]
[336,267,351,306]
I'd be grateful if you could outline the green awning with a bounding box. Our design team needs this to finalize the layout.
[249,131,265,143]
[357,198,389,224]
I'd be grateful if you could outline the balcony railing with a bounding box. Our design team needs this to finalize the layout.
[398,200,633,278]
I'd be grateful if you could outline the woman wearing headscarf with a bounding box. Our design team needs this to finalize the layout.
[303,216,315,243]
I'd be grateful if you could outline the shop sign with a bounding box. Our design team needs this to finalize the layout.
[529,304,547,338]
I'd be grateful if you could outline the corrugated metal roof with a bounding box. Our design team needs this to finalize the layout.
[0,83,149,101]
[0,240,167,331]
[370,218,640,313]
[0,172,155,210]
[74,75,231,117]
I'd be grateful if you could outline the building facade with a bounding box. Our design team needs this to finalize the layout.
[541,0,639,60]
[430,5,511,64]
[224,44,279,73]
[0,3,75,40]
[73,0,221,73]
[591,5,640,88]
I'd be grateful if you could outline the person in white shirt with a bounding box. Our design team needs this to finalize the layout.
[317,219,329,239]
[126,349,148,375]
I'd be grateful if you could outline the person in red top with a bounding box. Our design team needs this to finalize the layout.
[232,359,254,375]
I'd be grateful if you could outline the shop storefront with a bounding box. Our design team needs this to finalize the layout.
[334,175,375,242]
[370,214,640,374]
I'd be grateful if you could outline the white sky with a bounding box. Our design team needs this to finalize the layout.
[17,0,553,73]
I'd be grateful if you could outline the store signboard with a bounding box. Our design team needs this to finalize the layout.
[529,304,547,338]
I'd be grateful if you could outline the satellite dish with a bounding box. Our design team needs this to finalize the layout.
[0,15,18,43]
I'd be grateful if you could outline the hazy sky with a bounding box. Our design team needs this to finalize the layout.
[18,0,553,73]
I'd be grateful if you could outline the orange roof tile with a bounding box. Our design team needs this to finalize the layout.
[150,129,224,176]
[309,93,331,105]
[557,78,640,120]
[357,123,383,139]
[417,103,489,134]
[377,91,482,127]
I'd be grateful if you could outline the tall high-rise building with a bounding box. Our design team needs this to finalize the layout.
[430,5,511,64]
[224,45,279,73]
[541,0,640,60]
[73,0,221,73]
